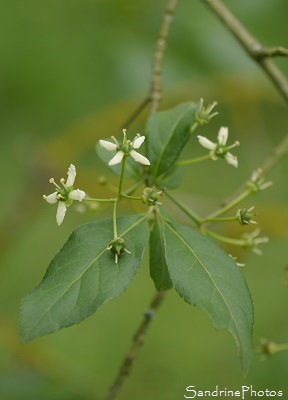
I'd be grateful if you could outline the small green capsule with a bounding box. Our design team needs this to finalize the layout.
[107,237,131,264]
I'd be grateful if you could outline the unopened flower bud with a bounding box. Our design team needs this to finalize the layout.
[192,98,218,130]
[98,176,107,186]
[107,237,131,264]
[142,187,165,206]
[236,206,257,225]
[258,338,278,358]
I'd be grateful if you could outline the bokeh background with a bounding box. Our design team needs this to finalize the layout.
[1,0,288,399]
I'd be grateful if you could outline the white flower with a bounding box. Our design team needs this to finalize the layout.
[43,164,86,225]
[99,129,150,166]
[197,126,239,167]
[242,229,269,256]
[247,168,273,193]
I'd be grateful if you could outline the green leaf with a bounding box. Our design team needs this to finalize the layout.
[19,215,149,343]
[150,215,173,291]
[96,142,141,179]
[146,102,198,181]
[163,220,253,373]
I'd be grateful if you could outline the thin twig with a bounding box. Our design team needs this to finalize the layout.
[253,46,288,59]
[104,290,165,400]
[121,0,180,129]
[201,0,288,103]
[221,133,288,208]
[150,0,179,113]
[121,96,150,130]
[260,133,288,176]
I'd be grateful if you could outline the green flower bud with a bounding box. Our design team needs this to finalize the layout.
[258,338,278,358]
[142,187,165,206]
[192,98,218,130]
[236,206,257,225]
[107,237,131,264]
[98,176,107,186]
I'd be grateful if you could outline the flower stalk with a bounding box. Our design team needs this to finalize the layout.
[201,189,251,224]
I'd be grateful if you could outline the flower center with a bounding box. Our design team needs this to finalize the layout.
[118,141,134,155]
[57,187,71,202]
[214,144,227,158]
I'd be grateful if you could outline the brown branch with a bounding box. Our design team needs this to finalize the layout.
[121,0,179,129]
[104,290,165,400]
[201,0,288,103]
[150,0,179,113]
[252,46,288,59]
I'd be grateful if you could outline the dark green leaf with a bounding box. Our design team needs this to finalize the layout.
[150,215,173,291]
[146,102,198,181]
[163,220,253,373]
[19,215,149,343]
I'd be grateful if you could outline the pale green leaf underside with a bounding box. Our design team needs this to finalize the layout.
[146,102,198,180]
[163,220,253,373]
[19,215,149,343]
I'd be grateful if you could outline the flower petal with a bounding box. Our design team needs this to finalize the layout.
[69,189,86,202]
[56,202,67,225]
[66,164,76,187]
[217,127,228,145]
[197,135,216,150]
[45,192,58,204]
[130,150,150,165]
[133,136,145,149]
[99,140,118,151]
[209,151,218,161]
[109,151,125,166]
[225,152,238,168]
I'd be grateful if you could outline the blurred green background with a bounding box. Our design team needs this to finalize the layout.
[1,0,288,399]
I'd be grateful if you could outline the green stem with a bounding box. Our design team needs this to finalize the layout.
[118,156,127,196]
[202,189,250,223]
[113,201,118,239]
[273,343,288,354]
[191,121,199,132]
[112,155,129,239]
[165,190,202,226]
[84,197,117,203]
[206,216,238,223]
[203,228,245,246]
[120,194,143,201]
[175,154,211,166]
